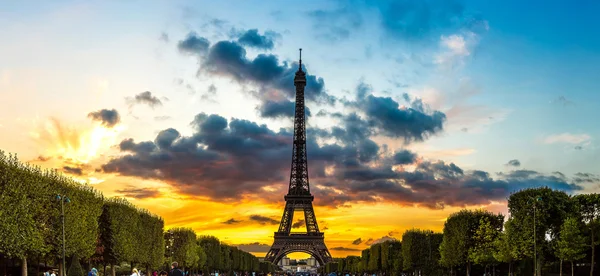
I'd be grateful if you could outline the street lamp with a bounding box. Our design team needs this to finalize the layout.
[529,196,542,276]
[56,194,70,276]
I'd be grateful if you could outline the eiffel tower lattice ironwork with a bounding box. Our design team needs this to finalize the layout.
[264,49,332,266]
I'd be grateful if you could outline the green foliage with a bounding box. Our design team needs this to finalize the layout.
[556,217,587,262]
[198,235,222,272]
[220,243,232,271]
[0,152,48,259]
[100,198,139,264]
[164,228,198,269]
[360,248,370,272]
[507,187,574,261]
[439,209,504,269]
[493,219,515,264]
[0,151,103,263]
[196,242,207,271]
[367,243,381,271]
[469,216,503,266]
[67,255,84,276]
[402,229,442,275]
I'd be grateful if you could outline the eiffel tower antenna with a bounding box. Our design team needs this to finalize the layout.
[264,50,332,266]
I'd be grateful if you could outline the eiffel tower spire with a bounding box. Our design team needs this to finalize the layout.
[264,49,332,266]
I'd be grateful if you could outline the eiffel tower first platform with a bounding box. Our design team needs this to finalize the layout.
[264,49,333,266]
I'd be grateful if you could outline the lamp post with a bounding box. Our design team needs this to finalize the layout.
[56,194,70,276]
[529,196,542,276]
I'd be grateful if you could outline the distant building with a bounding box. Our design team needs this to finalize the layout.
[277,256,318,273]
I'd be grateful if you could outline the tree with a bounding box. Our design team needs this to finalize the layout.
[198,236,222,273]
[573,193,600,276]
[360,249,370,273]
[440,209,504,276]
[389,242,403,276]
[493,219,516,275]
[368,243,381,272]
[556,217,587,276]
[469,216,503,276]
[164,228,198,271]
[100,199,139,276]
[402,229,441,276]
[67,254,84,276]
[0,153,49,276]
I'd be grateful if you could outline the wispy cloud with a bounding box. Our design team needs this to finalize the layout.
[543,133,591,145]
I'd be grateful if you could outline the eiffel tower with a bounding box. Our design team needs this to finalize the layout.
[264,49,332,266]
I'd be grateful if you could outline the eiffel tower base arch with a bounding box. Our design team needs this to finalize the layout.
[265,233,332,266]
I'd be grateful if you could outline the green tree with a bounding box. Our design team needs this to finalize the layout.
[368,243,381,272]
[508,187,574,276]
[469,216,503,275]
[198,236,222,273]
[67,254,84,276]
[493,219,516,275]
[0,153,49,276]
[439,209,503,276]
[360,249,370,273]
[389,242,403,276]
[573,193,600,276]
[402,229,441,276]
[556,217,587,276]
[164,228,198,271]
[100,199,139,276]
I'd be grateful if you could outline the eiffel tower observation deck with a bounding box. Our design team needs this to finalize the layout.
[264,49,333,266]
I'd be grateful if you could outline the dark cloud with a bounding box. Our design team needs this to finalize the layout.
[201,84,218,101]
[100,72,587,209]
[115,187,160,199]
[351,238,362,245]
[258,100,311,119]
[203,40,332,103]
[393,149,417,165]
[127,91,164,109]
[572,173,600,184]
[369,236,397,245]
[108,110,588,210]
[235,242,271,253]
[100,108,585,209]
[87,109,120,128]
[177,32,210,55]
[365,238,374,246]
[37,156,51,162]
[330,247,360,252]
[308,6,363,42]
[360,93,446,142]
[292,219,305,229]
[249,215,279,225]
[506,159,521,167]
[176,34,334,105]
[222,218,242,225]
[63,166,83,176]
[574,145,583,150]
[236,29,279,50]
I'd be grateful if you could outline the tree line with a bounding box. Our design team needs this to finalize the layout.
[0,151,276,276]
[327,187,600,276]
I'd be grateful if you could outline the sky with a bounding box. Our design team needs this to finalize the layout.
[1,0,600,259]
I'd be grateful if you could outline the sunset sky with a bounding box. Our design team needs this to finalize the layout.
[1,0,600,259]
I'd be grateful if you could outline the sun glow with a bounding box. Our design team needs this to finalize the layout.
[32,118,126,164]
